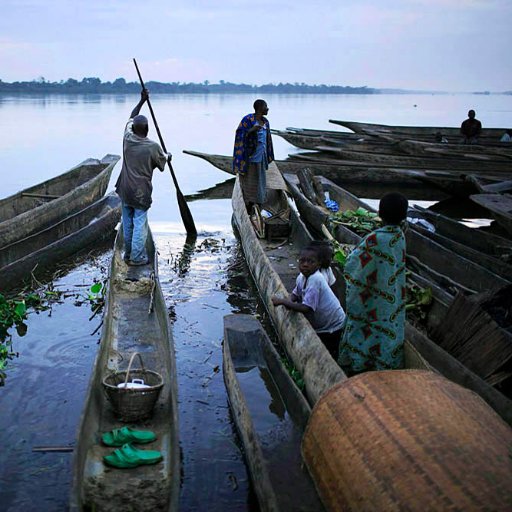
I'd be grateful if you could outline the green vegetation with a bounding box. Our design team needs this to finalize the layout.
[406,280,433,321]
[0,289,61,384]
[329,207,381,235]
[281,357,305,391]
[0,77,377,95]
[0,281,106,384]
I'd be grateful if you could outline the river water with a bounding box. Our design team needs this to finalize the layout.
[0,92,511,511]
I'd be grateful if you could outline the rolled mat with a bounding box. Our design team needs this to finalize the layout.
[302,370,512,511]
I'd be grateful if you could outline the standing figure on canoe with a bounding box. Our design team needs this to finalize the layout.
[233,99,275,212]
[115,89,169,266]
[338,192,408,374]
[460,109,482,144]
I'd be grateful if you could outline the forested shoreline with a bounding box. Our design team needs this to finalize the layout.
[0,77,378,94]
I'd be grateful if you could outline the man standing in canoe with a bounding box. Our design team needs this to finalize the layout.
[460,109,482,144]
[338,193,408,374]
[233,99,275,212]
[115,89,168,265]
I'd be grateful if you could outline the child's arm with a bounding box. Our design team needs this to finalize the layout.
[271,293,312,314]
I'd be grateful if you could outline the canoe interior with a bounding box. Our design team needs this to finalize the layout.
[223,314,324,512]
[0,155,119,250]
[314,177,510,293]
[232,177,347,405]
[470,193,512,237]
[0,160,112,222]
[285,175,512,424]
[0,193,121,293]
[70,229,179,511]
[303,146,512,172]
[411,205,512,257]
[0,193,119,269]
[182,149,447,201]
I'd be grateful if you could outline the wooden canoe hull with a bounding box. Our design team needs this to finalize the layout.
[329,119,506,142]
[232,177,346,404]
[313,145,512,172]
[0,154,119,248]
[288,173,509,293]
[398,139,512,159]
[70,228,179,511]
[470,193,512,237]
[183,150,446,201]
[285,175,512,425]
[0,193,121,292]
[409,204,512,255]
[231,176,434,404]
[223,314,323,512]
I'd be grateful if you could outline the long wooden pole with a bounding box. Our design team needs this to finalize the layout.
[133,58,197,236]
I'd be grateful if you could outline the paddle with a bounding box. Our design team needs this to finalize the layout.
[133,58,197,236]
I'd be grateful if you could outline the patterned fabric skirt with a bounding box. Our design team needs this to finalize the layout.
[240,161,267,205]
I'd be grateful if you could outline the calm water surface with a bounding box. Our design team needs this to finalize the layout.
[1,93,511,511]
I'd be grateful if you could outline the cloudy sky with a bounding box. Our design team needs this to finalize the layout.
[1,0,510,92]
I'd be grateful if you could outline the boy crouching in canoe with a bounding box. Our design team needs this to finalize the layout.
[271,245,346,359]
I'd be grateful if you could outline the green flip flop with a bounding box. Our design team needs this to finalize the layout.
[103,443,163,469]
[102,426,156,447]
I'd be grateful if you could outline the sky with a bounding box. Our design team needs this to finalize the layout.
[1,0,510,92]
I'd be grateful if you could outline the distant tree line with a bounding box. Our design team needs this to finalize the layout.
[0,77,377,95]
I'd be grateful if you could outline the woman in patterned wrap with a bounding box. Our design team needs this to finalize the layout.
[338,192,408,374]
[232,99,274,212]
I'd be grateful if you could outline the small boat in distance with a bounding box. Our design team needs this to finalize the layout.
[0,154,119,249]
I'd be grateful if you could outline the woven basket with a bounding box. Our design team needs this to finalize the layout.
[102,352,164,422]
[302,370,512,512]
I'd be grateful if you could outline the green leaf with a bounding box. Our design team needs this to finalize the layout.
[14,301,27,319]
[334,250,347,266]
[90,282,102,294]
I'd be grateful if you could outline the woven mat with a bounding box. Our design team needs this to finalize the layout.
[302,369,512,511]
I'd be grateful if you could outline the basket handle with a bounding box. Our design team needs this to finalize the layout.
[123,352,147,386]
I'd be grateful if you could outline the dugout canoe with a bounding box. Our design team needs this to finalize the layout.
[470,193,512,237]
[285,174,512,424]
[231,175,346,404]
[313,145,512,172]
[183,149,446,201]
[291,173,510,294]
[329,119,506,143]
[466,175,512,194]
[284,174,453,329]
[230,172,450,405]
[396,169,509,198]
[408,205,512,264]
[183,149,424,183]
[70,227,179,511]
[223,314,324,512]
[398,139,512,159]
[0,193,121,292]
[0,154,119,249]
[271,129,377,151]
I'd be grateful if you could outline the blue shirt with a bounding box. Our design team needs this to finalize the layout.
[249,124,268,163]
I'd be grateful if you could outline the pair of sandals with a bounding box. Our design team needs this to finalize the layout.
[102,426,162,469]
